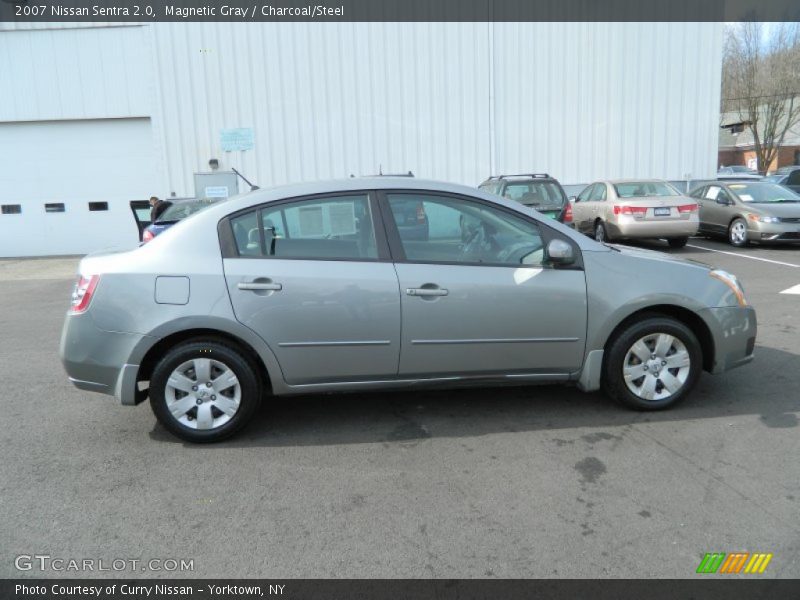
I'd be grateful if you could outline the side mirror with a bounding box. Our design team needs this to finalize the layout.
[547,239,575,265]
[715,197,730,205]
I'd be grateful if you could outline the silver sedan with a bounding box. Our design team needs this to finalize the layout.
[572,179,700,248]
[60,178,756,442]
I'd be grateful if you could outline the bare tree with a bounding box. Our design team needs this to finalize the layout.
[722,23,800,173]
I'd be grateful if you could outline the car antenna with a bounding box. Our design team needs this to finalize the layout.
[231,167,259,191]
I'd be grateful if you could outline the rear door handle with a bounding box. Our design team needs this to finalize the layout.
[406,287,448,297]
[238,282,282,291]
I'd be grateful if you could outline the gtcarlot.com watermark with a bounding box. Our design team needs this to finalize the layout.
[15,554,194,573]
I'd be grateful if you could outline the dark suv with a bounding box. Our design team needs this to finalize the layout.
[479,174,572,225]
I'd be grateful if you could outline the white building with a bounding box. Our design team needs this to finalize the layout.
[0,22,723,256]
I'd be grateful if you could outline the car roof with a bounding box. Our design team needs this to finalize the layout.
[603,179,669,184]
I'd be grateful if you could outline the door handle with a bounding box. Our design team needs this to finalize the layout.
[406,287,448,297]
[238,281,282,291]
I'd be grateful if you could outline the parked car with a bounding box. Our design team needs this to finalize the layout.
[572,180,699,248]
[763,166,800,193]
[140,198,218,243]
[61,178,755,442]
[689,181,800,246]
[718,166,760,177]
[479,174,572,225]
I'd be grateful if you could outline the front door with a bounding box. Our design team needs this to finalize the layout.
[222,192,401,385]
[380,191,587,378]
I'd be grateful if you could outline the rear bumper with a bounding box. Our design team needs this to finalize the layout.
[699,306,757,374]
[60,313,150,405]
[607,218,698,239]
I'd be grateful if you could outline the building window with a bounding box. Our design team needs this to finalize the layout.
[88,202,109,211]
[45,203,66,213]
[1,204,22,215]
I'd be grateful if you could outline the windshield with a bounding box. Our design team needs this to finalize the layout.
[156,199,217,222]
[504,181,566,209]
[614,181,680,198]
[723,166,756,173]
[727,183,800,203]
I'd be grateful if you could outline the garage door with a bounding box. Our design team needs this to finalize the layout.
[0,118,158,257]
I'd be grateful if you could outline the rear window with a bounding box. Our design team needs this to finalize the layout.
[503,181,566,209]
[614,182,680,198]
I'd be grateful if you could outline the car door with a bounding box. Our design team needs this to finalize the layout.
[130,200,151,241]
[699,185,730,233]
[572,184,596,233]
[379,191,587,378]
[222,191,402,385]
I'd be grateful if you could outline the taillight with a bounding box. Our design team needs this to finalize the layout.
[563,203,573,223]
[416,205,427,224]
[677,203,698,213]
[142,229,155,243]
[613,205,648,215]
[70,275,100,314]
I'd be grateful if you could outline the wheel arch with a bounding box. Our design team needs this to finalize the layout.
[602,304,715,372]
[136,326,282,393]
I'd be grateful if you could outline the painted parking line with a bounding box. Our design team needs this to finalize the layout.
[780,284,800,295]
[685,244,800,268]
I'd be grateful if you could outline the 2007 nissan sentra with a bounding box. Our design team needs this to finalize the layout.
[60,178,756,443]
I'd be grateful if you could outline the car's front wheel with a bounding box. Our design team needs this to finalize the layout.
[728,218,749,247]
[594,221,609,243]
[602,316,702,410]
[150,340,260,442]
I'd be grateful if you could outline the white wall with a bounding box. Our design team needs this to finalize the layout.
[0,21,723,256]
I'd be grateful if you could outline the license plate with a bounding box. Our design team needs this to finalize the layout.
[654,207,671,217]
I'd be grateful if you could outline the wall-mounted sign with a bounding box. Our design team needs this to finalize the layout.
[204,186,230,198]
[220,128,255,151]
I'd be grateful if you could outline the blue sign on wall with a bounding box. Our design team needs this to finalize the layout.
[220,128,255,151]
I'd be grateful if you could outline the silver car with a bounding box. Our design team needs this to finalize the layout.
[689,181,800,246]
[60,178,756,443]
[572,179,700,248]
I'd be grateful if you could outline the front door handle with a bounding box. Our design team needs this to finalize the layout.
[238,281,282,291]
[406,287,448,297]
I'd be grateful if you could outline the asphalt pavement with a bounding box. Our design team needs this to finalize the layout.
[0,238,798,579]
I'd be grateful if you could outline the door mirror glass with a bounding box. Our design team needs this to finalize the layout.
[546,239,575,265]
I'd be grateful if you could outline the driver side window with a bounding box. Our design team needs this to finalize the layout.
[386,193,544,266]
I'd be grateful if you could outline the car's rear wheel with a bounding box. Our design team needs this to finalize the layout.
[150,340,260,442]
[594,221,609,243]
[667,237,688,249]
[603,316,701,410]
[728,218,749,247]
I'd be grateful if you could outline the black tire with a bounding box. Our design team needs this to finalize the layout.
[150,340,261,443]
[667,237,688,249]
[728,218,749,247]
[594,221,609,243]
[602,315,702,410]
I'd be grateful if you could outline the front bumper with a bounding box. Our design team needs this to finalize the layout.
[747,221,800,243]
[60,312,150,405]
[699,305,757,374]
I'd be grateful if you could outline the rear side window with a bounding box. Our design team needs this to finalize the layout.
[230,194,378,260]
[588,183,607,201]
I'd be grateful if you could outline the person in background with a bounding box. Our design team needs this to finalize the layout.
[149,196,171,222]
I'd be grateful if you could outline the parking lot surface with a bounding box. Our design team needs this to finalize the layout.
[1,239,798,578]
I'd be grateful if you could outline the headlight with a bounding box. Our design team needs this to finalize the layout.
[747,213,780,223]
[709,269,747,307]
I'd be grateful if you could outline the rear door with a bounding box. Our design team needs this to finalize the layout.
[698,185,729,233]
[222,191,401,385]
[379,190,587,378]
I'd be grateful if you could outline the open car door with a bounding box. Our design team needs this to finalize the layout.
[130,200,151,241]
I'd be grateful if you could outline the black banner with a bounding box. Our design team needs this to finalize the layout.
[3,579,800,600]
[1,0,800,23]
